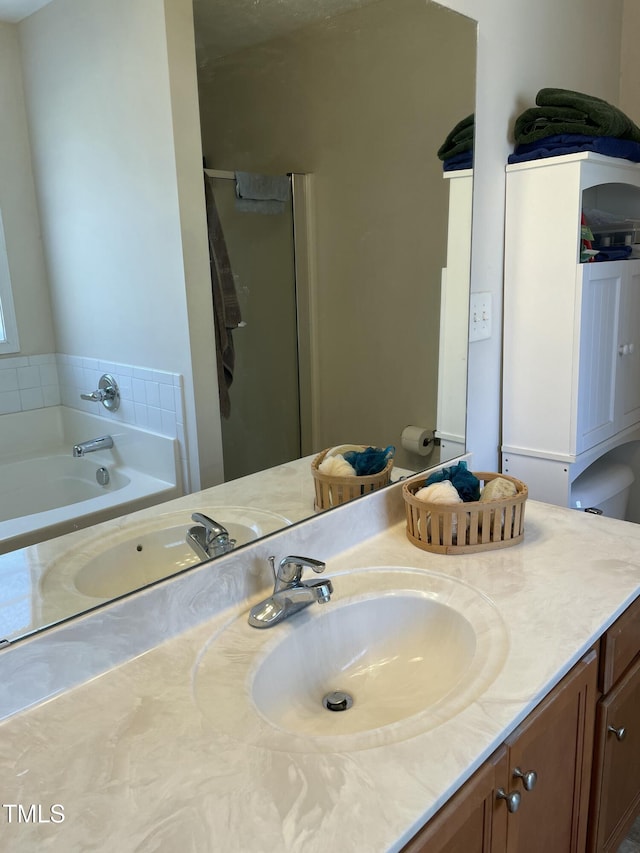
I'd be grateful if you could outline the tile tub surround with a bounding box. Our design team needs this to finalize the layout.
[0,354,190,491]
[0,406,182,555]
[1,489,640,851]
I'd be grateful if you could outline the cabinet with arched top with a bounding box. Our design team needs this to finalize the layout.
[501,152,640,507]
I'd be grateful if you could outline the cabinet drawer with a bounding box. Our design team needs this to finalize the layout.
[599,595,640,694]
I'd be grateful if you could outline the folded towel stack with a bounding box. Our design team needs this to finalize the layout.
[437,114,474,172]
[509,88,640,165]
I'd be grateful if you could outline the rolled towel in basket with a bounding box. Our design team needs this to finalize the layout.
[415,480,463,541]
[318,454,356,477]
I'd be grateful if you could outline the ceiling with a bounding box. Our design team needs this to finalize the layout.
[1,0,372,49]
[192,0,372,63]
[0,0,50,22]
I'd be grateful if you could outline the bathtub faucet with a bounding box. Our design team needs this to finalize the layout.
[72,435,114,457]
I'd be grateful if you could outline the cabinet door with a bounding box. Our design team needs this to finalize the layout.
[577,266,621,454]
[503,650,598,853]
[401,746,508,853]
[616,263,640,431]
[588,655,640,853]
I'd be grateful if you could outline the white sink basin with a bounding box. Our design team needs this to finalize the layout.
[41,506,291,601]
[193,567,508,752]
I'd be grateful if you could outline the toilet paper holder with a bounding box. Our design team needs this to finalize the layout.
[401,426,435,457]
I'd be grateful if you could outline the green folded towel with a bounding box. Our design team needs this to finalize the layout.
[514,88,640,145]
[438,113,475,160]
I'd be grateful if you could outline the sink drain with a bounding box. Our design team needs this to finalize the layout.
[322,690,353,712]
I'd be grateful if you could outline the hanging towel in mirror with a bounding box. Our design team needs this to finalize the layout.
[235,171,290,214]
[204,173,242,419]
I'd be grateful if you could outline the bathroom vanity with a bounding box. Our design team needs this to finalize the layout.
[1,482,640,852]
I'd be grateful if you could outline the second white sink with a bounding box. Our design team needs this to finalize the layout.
[41,506,291,600]
[193,567,509,752]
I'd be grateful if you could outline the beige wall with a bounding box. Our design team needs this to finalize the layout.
[17,0,222,489]
[0,22,54,357]
[620,0,640,126]
[198,0,475,465]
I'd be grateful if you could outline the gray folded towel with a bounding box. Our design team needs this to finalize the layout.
[235,171,290,214]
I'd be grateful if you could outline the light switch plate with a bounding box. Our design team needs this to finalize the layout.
[469,292,492,342]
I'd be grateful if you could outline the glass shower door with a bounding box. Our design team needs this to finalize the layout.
[209,174,301,480]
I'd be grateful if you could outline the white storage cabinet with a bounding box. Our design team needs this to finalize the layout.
[502,152,640,506]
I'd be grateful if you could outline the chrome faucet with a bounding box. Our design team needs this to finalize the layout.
[186,513,236,561]
[72,435,114,457]
[248,555,333,628]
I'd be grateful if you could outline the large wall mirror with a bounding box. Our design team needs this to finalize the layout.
[0,0,476,644]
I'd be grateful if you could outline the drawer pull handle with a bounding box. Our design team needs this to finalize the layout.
[513,766,538,791]
[496,788,521,813]
[608,724,626,741]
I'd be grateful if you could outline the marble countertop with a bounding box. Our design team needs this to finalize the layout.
[2,493,640,852]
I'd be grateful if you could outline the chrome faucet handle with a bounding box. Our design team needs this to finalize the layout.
[80,374,120,411]
[275,555,326,589]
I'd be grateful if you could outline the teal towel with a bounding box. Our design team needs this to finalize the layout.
[515,88,640,145]
[424,460,480,503]
[437,114,475,161]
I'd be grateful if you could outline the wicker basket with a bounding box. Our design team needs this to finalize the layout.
[402,471,528,554]
[311,447,393,511]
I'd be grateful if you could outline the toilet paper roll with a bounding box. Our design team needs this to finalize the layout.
[401,426,434,456]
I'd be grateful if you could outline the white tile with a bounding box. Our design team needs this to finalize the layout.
[160,409,177,437]
[117,374,133,400]
[20,387,44,410]
[0,369,18,393]
[145,381,161,408]
[147,406,163,433]
[42,386,61,407]
[0,390,20,414]
[152,369,173,384]
[39,363,59,387]
[132,378,147,404]
[159,383,175,411]
[133,366,153,381]
[134,403,148,428]
[174,386,185,422]
[17,366,40,389]
[28,353,55,365]
[3,356,28,368]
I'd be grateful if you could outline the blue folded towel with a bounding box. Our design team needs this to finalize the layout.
[594,245,633,262]
[508,133,640,165]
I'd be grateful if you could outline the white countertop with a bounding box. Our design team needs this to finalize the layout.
[2,494,640,852]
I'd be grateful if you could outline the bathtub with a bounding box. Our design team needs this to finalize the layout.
[0,406,182,553]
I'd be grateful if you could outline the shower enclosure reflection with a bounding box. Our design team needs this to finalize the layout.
[196,0,476,472]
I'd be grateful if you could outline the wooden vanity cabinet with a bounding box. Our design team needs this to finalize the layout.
[400,746,508,853]
[588,595,640,852]
[402,650,597,853]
